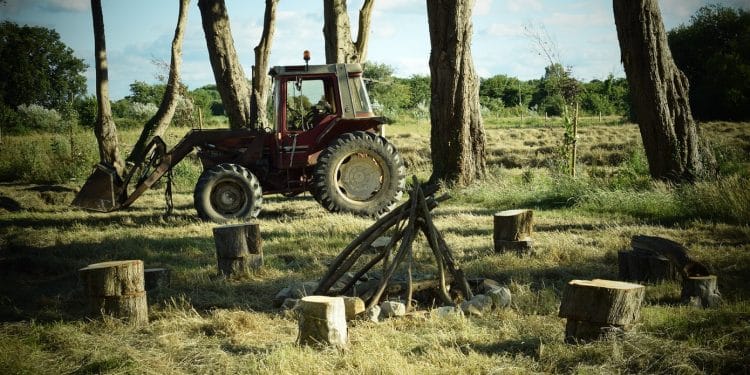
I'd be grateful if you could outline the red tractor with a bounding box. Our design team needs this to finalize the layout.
[73,62,406,222]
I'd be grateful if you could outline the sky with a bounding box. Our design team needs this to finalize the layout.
[2,0,748,100]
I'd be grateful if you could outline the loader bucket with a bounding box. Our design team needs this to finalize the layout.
[71,163,124,212]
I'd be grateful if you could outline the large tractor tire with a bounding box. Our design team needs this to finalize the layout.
[194,163,263,222]
[312,131,405,216]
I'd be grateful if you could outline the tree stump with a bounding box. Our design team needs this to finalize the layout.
[493,209,533,254]
[681,275,721,308]
[213,223,262,277]
[297,296,348,349]
[144,268,170,291]
[559,279,644,343]
[618,249,679,283]
[79,260,148,324]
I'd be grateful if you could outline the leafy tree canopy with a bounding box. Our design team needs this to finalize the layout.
[0,22,87,111]
[669,5,750,120]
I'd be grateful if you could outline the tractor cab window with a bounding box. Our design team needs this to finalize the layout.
[349,76,373,115]
[285,77,336,132]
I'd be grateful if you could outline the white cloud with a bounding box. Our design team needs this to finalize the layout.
[47,0,89,12]
[475,0,492,16]
[485,23,523,38]
[507,0,542,13]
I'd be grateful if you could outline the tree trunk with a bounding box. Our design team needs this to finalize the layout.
[198,0,252,129]
[250,0,278,129]
[79,260,148,324]
[426,0,486,186]
[613,0,715,182]
[213,223,263,277]
[323,0,374,64]
[127,0,190,166]
[297,296,348,349]
[91,0,124,177]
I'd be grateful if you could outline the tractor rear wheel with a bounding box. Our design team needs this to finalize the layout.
[194,163,262,222]
[312,131,405,216]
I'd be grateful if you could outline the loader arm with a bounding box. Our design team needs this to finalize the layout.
[72,128,264,212]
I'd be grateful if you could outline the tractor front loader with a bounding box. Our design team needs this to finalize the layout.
[72,62,406,222]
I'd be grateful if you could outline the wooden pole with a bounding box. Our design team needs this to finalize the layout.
[213,223,262,277]
[297,296,348,349]
[79,260,148,324]
[571,102,578,177]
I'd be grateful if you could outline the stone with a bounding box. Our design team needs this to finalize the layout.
[290,281,319,299]
[365,305,381,323]
[343,297,365,321]
[431,306,464,318]
[470,294,494,313]
[282,298,300,311]
[487,286,512,309]
[273,287,291,307]
[380,301,406,318]
[460,300,484,317]
[370,236,392,251]
[479,278,501,294]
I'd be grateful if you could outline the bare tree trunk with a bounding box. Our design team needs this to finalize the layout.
[198,0,251,129]
[127,0,190,165]
[613,0,715,182]
[250,0,278,129]
[323,0,374,64]
[426,0,486,186]
[91,0,124,177]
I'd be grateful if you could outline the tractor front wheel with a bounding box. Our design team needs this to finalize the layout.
[194,163,262,222]
[312,131,405,216]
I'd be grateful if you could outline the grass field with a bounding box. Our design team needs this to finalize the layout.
[0,119,749,374]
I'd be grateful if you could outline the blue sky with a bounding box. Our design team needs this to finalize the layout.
[2,0,748,99]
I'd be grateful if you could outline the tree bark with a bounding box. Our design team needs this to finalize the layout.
[79,260,148,324]
[298,296,348,349]
[613,0,715,182]
[681,275,722,308]
[91,0,125,177]
[127,0,190,166]
[213,223,263,277]
[323,0,374,64]
[250,0,278,129]
[493,209,534,254]
[426,0,486,186]
[198,0,252,129]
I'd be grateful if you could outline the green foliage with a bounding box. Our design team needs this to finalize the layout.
[126,81,166,106]
[669,5,750,120]
[73,96,97,128]
[0,22,86,111]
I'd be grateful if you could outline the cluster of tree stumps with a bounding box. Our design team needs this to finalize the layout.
[619,235,721,308]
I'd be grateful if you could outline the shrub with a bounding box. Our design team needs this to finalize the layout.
[16,104,63,133]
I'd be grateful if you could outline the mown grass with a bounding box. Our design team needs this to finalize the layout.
[0,120,748,374]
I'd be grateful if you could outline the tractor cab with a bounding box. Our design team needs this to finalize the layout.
[268,62,378,169]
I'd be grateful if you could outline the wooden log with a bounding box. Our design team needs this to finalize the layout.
[493,209,534,254]
[79,260,148,324]
[144,268,170,290]
[564,320,626,344]
[681,275,721,308]
[297,296,348,349]
[213,223,262,277]
[618,251,679,283]
[559,279,644,326]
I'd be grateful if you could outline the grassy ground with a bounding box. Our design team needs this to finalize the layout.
[0,119,749,374]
